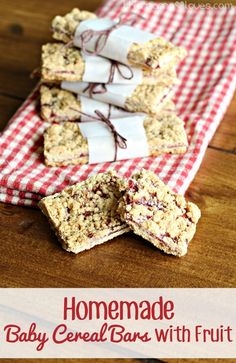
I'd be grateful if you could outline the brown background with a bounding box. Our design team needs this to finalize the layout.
[0,0,236,362]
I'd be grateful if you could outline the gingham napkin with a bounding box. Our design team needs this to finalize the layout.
[0,0,236,207]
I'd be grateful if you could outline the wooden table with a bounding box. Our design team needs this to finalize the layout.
[0,1,235,362]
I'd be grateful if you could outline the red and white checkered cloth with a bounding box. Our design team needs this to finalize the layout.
[0,0,236,207]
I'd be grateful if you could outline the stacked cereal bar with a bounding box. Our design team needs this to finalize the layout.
[51,8,187,69]
[61,81,175,114]
[41,43,178,85]
[39,170,200,256]
[40,85,177,123]
[41,82,175,116]
[37,8,188,165]
[41,43,178,114]
[44,114,188,166]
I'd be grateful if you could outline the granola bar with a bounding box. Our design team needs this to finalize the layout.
[40,85,176,123]
[51,9,187,69]
[118,170,201,256]
[39,172,130,254]
[62,81,174,114]
[41,43,178,84]
[43,113,187,166]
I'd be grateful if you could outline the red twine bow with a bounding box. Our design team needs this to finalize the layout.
[83,60,133,87]
[108,60,133,83]
[95,110,127,161]
[82,58,133,97]
[70,107,127,162]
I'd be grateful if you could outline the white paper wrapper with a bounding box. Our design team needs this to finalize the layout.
[79,97,136,121]
[81,52,142,84]
[79,115,148,163]
[74,18,155,65]
[61,81,137,108]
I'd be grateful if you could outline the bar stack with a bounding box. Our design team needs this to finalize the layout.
[39,8,188,166]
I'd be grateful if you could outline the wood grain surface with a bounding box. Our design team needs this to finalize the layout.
[0,1,235,362]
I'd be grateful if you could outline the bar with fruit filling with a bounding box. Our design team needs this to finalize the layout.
[39,172,130,254]
[118,170,201,256]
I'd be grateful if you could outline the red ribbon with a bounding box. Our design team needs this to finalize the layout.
[108,60,133,83]
[82,57,134,97]
[95,110,127,161]
[82,59,133,91]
